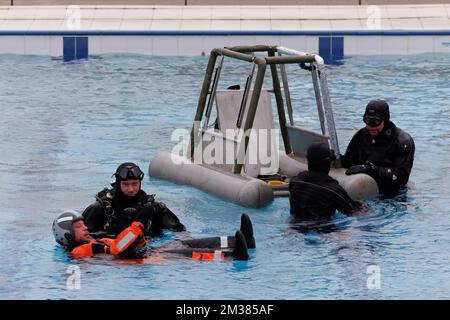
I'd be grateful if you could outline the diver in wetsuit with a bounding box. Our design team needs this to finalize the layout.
[342,100,415,197]
[53,211,253,260]
[81,162,255,254]
[289,142,359,220]
[82,162,186,238]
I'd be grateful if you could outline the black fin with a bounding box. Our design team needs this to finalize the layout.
[240,213,255,249]
[233,230,249,261]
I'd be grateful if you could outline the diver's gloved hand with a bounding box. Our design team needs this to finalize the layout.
[345,165,372,175]
[156,201,167,210]
[140,201,157,218]
[133,221,145,231]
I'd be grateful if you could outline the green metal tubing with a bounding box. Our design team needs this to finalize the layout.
[226,45,275,54]
[219,48,256,63]
[233,62,267,174]
[236,63,256,129]
[190,51,218,159]
[268,51,292,155]
[265,55,316,65]
[311,64,327,135]
[278,61,294,126]
[216,47,314,66]
[203,55,225,131]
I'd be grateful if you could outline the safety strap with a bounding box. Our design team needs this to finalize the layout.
[192,251,225,261]
[220,236,228,248]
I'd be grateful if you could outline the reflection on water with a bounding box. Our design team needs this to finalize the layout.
[288,215,350,234]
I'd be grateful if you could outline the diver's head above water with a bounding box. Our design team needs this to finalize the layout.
[114,162,144,198]
[307,142,336,174]
[363,99,390,137]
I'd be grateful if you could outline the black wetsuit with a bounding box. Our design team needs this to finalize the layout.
[82,187,185,237]
[289,171,357,220]
[342,121,415,197]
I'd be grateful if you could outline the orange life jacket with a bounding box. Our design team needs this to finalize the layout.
[70,222,146,258]
[69,222,230,261]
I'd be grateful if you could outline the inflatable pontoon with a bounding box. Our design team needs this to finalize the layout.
[150,45,378,208]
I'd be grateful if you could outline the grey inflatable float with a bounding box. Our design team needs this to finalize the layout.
[150,152,274,208]
[149,151,378,208]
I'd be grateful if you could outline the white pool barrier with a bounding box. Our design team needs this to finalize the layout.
[0,4,449,61]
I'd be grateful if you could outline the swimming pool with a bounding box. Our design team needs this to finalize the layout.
[0,53,449,299]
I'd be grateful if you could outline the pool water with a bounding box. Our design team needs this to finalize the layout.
[0,53,449,299]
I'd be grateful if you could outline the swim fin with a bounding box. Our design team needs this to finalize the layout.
[240,213,255,249]
[232,230,249,261]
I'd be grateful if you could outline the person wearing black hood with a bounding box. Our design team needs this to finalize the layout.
[289,142,359,220]
[342,100,415,197]
[82,163,256,255]
[82,162,186,237]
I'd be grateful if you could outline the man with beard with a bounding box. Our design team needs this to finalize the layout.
[342,100,415,197]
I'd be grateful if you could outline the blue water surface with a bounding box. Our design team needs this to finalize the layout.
[0,53,449,300]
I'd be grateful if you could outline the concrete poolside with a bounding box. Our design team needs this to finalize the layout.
[0,3,449,58]
[1,1,450,5]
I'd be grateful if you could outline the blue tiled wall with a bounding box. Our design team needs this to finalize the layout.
[319,37,344,64]
[63,36,88,61]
